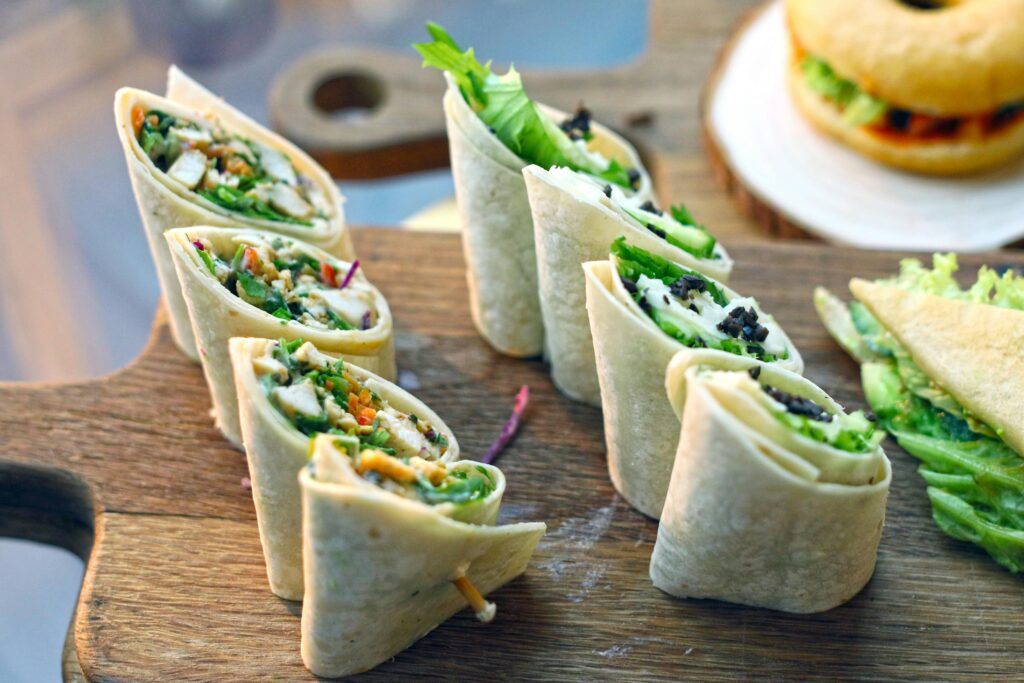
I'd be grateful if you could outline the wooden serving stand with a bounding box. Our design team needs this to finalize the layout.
[2,230,1022,681]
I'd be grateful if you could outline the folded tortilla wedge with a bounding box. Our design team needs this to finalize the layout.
[166,227,394,448]
[230,336,459,600]
[523,165,732,404]
[650,349,891,613]
[299,434,546,678]
[583,238,802,518]
[115,66,352,360]
[816,253,1024,573]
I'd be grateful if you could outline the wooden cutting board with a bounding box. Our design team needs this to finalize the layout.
[1,228,1021,681]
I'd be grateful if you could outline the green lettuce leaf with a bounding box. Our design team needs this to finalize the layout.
[414,22,634,188]
[801,56,887,126]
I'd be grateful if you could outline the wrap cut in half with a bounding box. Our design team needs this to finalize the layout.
[651,349,891,613]
[299,434,546,678]
[443,74,653,358]
[166,226,394,449]
[523,165,732,404]
[229,336,459,601]
[583,238,802,518]
[115,65,352,360]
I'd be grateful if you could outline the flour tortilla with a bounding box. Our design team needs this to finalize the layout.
[114,66,352,360]
[166,227,394,449]
[230,337,458,601]
[583,260,802,518]
[443,73,653,357]
[523,165,732,404]
[300,435,546,678]
[650,350,891,613]
[851,278,1024,457]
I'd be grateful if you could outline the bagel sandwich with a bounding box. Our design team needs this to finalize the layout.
[786,0,1024,175]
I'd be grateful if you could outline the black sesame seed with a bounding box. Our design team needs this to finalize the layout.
[748,366,761,380]
[620,276,638,294]
[603,184,612,198]
[864,410,877,423]
[689,303,699,313]
[646,223,666,239]
[627,168,641,188]
[638,200,662,216]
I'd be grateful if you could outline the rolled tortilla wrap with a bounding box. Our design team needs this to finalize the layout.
[229,336,459,601]
[300,434,546,678]
[443,73,653,357]
[115,66,352,360]
[524,166,732,404]
[583,241,802,518]
[166,227,394,449]
[650,349,891,613]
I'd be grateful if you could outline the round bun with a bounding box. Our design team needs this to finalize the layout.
[787,58,1024,175]
[786,0,1024,115]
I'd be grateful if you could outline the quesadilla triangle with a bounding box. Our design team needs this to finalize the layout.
[413,23,653,358]
[299,434,546,678]
[650,349,891,613]
[523,165,732,405]
[583,237,802,518]
[114,66,352,361]
[230,337,459,601]
[816,253,1024,573]
[165,227,394,449]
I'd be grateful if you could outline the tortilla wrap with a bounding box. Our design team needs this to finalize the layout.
[229,337,458,600]
[523,165,732,404]
[115,66,352,360]
[582,260,802,518]
[166,227,394,449]
[443,73,652,357]
[851,278,1024,456]
[650,350,891,613]
[300,434,546,678]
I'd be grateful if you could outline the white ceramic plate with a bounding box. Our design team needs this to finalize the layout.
[707,1,1024,251]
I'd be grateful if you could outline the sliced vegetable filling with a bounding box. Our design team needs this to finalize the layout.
[817,254,1024,572]
[414,23,640,190]
[737,366,883,454]
[308,434,491,507]
[256,339,448,461]
[612,237,788,362]
[131,105,330,226]
[192,236,374,331]
[797,49,1024,139]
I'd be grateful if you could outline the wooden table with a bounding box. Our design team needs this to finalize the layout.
[1,229,1021,681]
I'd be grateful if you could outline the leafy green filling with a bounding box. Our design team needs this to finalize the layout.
[621,201,718,260]
[801,57,887,126]
[612,237,786,363]
[414,22,637,189]
[818,253,1024,572]
[774,407,882,454]
[413,466,495,505]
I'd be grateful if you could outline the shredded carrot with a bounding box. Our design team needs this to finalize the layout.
[356,406,376,426]
[453,575,495,623]
[357,449,416,482]
[130,104,146,137]
[242,246,260,273]
[147,114,158,127]
[321,262,338,288]
[359,388,372,406]
[324,379,334,391]
[347,393,359,415]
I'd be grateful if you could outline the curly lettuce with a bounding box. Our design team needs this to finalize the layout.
[801,56,887,127]
[414,22,635,188]
[817,254,1024,572]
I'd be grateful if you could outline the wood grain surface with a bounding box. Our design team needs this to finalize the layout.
[1,228,1022,681]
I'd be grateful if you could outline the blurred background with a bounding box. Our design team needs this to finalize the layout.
[0,1,647,680]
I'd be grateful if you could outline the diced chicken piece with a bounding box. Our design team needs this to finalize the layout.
[270,183,313,220]
[167,149,208,189]
[311,288,371,328]
[252,354,289,380]
[324,395,346,424]
[256,142,298,186]
[293,341,332,367]
[272,379,322,418]
[375,408,432,458]
[172,126,213,146]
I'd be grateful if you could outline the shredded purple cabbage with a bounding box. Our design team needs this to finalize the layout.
[339,259,360,289]
[360,310,372,330]
[481,385,529,465]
